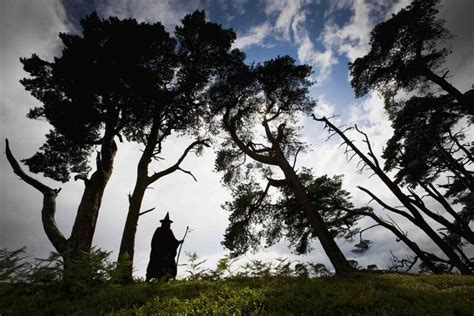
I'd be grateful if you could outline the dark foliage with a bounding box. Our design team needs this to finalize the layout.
[116,11,236,282]
[345,0,473,273]
[383,94,466,186]
[222,168,368,257]
[20,12,176,181]
[209,50,355,274]
[349,0,451,105]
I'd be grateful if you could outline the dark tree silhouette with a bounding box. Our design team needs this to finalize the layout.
[346,0,473,273]
[314,116,473,274]
[223,168,369,257]
[6,13,179,280]
[116,11,235,283]
[209,53,354,275]
[382,95,473,243]
[349,0,472,110]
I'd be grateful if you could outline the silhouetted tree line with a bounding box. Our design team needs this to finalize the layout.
[5,0,472,285]
[315,0,472,274]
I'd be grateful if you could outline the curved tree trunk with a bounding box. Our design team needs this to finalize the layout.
[69,130,118,261]
[222,112,354,276]
[5,139,68,254]
[6,130,118,282]
[275,145,354,275]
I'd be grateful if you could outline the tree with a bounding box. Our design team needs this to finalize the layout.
[314,116,473,274]
[6,13,177,280]
[346,0,473,273]
[349,0,472,110]
[209,53,355,275]
[223,168,367,257]
[116,11,235,282]
[382,95,473,247]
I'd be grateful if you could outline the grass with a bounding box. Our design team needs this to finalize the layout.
[1,273,473,315]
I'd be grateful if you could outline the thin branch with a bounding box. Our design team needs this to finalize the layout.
[139,207,156,217]
[357,186,415,222]
[223,107,279,166]
[178,167,198,182]
[148,139,210,184]
[355,124,380,169]
[267,177,288,188]
[74,174,90,184]
[292,146,303,169]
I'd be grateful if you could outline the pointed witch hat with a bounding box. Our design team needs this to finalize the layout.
[160,212,173,224]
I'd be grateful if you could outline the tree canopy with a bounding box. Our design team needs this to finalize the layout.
[20,12,176,182]
[349,0,455,106]
[208,52,359,274]
[223,168,366,257]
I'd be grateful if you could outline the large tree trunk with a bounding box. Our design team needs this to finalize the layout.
[116,149,152,282]
[222,113,354,276]
[6,130,118,282]
[275,146,354,275]
[116,181,147,282]
[116,119,159,282]
[69,132,118,262]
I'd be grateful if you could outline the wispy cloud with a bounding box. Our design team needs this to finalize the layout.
[264,0,305,41]
[99,0,199,29]
[260,0,338,82]
[233,22,272,49]
[322,0,411,62]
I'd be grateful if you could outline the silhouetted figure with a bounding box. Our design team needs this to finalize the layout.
[146,212,183,281]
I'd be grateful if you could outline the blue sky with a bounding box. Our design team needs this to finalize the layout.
[1,0,473,278]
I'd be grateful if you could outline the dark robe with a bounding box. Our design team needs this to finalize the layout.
[146,226,181,281]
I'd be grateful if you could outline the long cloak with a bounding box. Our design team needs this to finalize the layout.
[146,227,181,281]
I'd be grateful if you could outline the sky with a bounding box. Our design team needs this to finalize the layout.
[1,0,473,278]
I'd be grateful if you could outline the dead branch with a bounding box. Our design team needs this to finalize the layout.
[139,207,156,216]
[5,139,68,253]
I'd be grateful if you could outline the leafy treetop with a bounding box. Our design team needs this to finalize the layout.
[349,0,452,106]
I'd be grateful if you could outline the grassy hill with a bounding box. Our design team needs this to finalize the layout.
[1,273,473,315]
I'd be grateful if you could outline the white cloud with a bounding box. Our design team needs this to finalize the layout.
[233,22,272,49]
[265,0,306,41]
[99,0,199,29]
[321,0,372,62]
[321,0,412,63]
[263,0,338,81]
[313,95,336,118]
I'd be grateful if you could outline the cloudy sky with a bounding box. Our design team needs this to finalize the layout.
[1,0,473,278]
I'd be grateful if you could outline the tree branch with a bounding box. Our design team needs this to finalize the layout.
[139,207,156,216]
[223,107,279,165]
[177,167,198,182]
[267,177,288,188]
[5,139,68,253]
[148,139,210,184]
[357,186,415,222]
[354,124,381,169]
[292,146,303,169]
